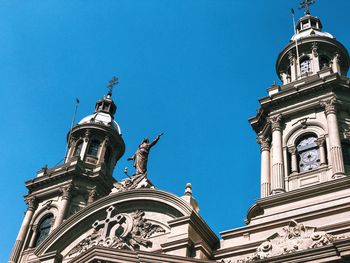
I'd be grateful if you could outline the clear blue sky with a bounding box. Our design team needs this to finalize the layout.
[1,0,349,260]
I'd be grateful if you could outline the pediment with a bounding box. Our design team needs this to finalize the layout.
[34,189,196,262]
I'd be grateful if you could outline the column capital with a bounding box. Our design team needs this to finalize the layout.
[269,114,282,132]
[257,136,270,152]
[25,196,37,211]
[60,183,74,200]
[87,188,97,205]
[288,146,297,155]
[316,137,326,146]
[320,97,337,116]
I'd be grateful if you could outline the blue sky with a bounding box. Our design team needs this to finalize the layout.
[1,0,349,260]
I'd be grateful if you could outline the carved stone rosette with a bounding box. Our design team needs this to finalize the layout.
[67,206,165,259]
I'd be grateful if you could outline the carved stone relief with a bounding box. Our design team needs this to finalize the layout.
[111,174,154,193]
[224,220,347,262]
[67,205,165,258]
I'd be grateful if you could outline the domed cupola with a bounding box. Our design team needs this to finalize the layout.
[65,77,125,177]
[276,8,350,85]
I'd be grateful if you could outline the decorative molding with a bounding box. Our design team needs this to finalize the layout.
[320,97,337,116]
[316,137,326,147]
[236,220,347,262]
[67,206,165,258]
[269,114,282,132]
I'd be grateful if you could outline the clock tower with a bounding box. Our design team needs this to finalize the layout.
[250,6,350,197]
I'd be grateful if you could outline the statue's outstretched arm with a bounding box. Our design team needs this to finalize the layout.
[149,133,164,147]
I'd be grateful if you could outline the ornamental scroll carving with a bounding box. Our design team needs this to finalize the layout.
[228,220,346,262]
[67,206,165,258]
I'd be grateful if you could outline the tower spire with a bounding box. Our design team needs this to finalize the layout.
[299,0,315,15]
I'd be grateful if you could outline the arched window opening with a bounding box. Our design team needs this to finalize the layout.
[342,142,350,166]
[104,146,112,164]
[34,214,54,247]
[74,140,83,157]
[300,56,312,76]
[296,135,320,172]
[319,55,330,69]
[87,140,100,156]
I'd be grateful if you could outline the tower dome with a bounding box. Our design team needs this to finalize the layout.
[65,78,125,177]
[276,11,350,85]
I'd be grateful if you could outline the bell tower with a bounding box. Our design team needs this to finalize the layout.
[249,3,350,198]
[8,78,125,263]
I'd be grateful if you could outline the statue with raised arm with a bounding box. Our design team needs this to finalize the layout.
[127,133,164,176]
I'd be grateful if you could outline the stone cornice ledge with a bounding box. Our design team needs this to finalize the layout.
[67,246,216,263]
[246,176,350,224]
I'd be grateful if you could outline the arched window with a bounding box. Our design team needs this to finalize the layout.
[296,135,320,172]
[87,139,100,156]
[300,56,312,76]
[319,55,330,69]
[34,214,54,247]
[74,140,83,157]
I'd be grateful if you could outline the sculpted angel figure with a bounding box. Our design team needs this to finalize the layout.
[127,133,164,176]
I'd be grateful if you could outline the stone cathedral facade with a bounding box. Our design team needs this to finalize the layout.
[8,6,350,263]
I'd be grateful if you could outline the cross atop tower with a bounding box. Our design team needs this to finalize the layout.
[107,76,118,96]
[299,0,315,15]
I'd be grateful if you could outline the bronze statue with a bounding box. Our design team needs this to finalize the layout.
[128,133,163,176]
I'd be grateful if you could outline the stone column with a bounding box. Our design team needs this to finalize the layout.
[288,51,297,82]
[28,224,38,248]
[80,129,90,160]
[8,197,37,263]
[320,97,345,178]
[311,42,320,73]
[270,115,285,194]
[316,137,327,165]
[288,146,298,174]
[332,53,341,74]
[98,136,110,164]
[53,184,73,228]
[258,136,271,198]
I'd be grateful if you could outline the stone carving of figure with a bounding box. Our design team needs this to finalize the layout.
[127,133,163,176]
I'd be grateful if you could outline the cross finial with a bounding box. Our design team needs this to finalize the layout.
[107,76,118,96]
[299,0,315,15]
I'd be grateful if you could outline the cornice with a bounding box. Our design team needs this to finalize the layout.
[67,245,216,263]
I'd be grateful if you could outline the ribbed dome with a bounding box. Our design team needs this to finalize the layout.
[291,29,333,41]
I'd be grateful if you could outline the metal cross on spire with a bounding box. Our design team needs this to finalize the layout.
[107,76,118,96]
[299,0,315,15]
